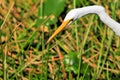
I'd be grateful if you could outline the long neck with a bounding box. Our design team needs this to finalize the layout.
[98,12,120,36]
[77,6,120,36]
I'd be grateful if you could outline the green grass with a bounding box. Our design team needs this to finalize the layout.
[0,0,120,80]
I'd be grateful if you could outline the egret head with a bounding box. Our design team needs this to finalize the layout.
[47,5,120,44]
[46,9,79,44]
[64,9,79,23]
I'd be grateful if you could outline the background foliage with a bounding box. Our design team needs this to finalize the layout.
[0,0,120,80]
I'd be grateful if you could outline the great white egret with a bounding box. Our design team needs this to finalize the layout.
[46,5,120,44]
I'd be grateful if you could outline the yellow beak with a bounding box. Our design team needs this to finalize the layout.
[46,19,71,44]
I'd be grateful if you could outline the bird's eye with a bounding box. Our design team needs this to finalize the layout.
[70,18,74,21]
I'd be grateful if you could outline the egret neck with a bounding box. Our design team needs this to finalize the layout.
[46,5,120,44]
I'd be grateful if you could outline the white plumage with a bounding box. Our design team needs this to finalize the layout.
[47,5,120,44]
[64,5,120,36]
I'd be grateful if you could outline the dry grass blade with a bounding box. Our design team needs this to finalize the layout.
[0,2,14,29]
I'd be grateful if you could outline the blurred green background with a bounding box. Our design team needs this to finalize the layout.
[0,0,120,80]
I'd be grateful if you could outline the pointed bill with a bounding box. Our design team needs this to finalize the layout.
[46,19,71,44]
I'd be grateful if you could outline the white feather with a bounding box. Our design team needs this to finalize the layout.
[64,5,120,36]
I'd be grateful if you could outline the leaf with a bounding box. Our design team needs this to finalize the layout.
[63,52,79,74]
[36,0,66,27]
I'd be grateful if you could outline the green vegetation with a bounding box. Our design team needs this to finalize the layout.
[0,0,120,80]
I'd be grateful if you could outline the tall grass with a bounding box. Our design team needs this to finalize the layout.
[0,0,120,80]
